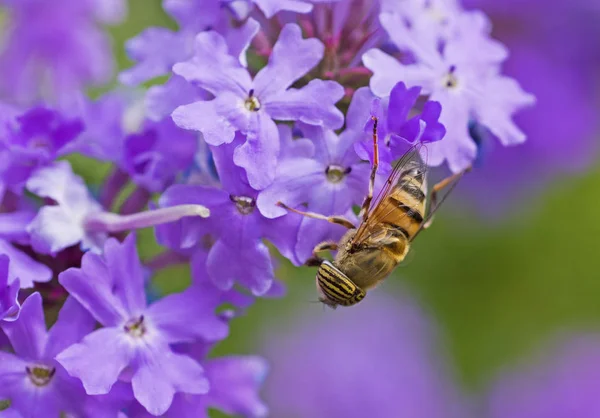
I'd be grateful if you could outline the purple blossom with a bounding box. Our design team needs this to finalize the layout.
[172,23,344,189]
[25,161,106,254]
[363,10,534,172]
[0,255,20,322]
[454,0,600,215]
[485,334,600,418]
[0,0,124,106]
[0,293,126,417]
[56,234,228,415]
[257,124,367,262]
[262,292,468,418]
[157,135,301,294]
[0,106,83,198]
[25,160,211,255]
[354,82,446,169]
[69,94,198,193]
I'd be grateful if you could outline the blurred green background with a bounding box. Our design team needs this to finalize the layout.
[93,0,600,406]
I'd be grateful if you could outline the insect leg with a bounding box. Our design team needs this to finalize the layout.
[304,241,339,267]
[359,116,380,221]
[422,165,472,230]
[276,202,356,229]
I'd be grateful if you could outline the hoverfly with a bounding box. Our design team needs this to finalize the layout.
[277,116,471,308]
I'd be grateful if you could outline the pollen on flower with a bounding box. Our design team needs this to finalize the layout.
[244,89,261,112]
[230,195,256,215]
[325,165,351,183]
[443,65,459,89]
[124,315,146,338]
[26,365,56,387]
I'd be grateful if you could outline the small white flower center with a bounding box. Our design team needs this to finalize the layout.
[230,195,256,215]
[26,364,55,387]
[326,165,350,183]
[124,315,146,338]
[442,65,459,89]
[244,89,261,112]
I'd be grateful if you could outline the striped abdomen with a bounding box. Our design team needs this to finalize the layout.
[379,168,426,240]
[316,260,366,307]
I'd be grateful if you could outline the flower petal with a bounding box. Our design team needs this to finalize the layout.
[56,327,134,395]
[59,256,127,326]
[226,18,260,67]
[119,27,189,86]
[172,31,251,97]
[264,79,344,129]
[103,234,146,315]
[206,239,275,296]
[203,356,269,417]
[1,292,46,360]
[0,239,52,288]
[233,113,280,190]
[131,345,208,416]
[256,159,322,219]
[27,206,85,254]
[172,99,237,146]
[254,24,324,98]
[45,297,95,358]
[387,82,421,135]
[145,285,229,344]
[254,0,313,17]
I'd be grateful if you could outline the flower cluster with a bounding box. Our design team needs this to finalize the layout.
[0,0,535,416]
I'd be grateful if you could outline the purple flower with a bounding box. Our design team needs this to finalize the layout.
[262,292,468,418]
[354,82,446,169]
[0,293,125,417]
[157,136,301,294]
[56,234,228,415]
[0,106,83,198]
[363,10,534,172]
[172,23,344,189]
[0,0,124,107]
[25,161,107,254]
[25,160,212,255]
[0,255,20,322]
[485,334,600,418]
[257,124,367,262]
[453,0,600,215]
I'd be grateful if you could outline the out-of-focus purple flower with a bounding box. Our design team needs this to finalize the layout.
[157,135,301,294]
[0,0,125,107]
[262,291,468,418]
[0,255,20,321]
[485,334,600,418]
[123,118,197,193]
[0,293,126,417]
[363,10,534,173]
[25,161,106,254]
[172,24,344,189]
[454,0,600,216]
[257,124,367,262]
[56,234,228,415]
[0,106,83,198]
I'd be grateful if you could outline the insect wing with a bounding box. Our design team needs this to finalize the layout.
[351,143,427,246]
